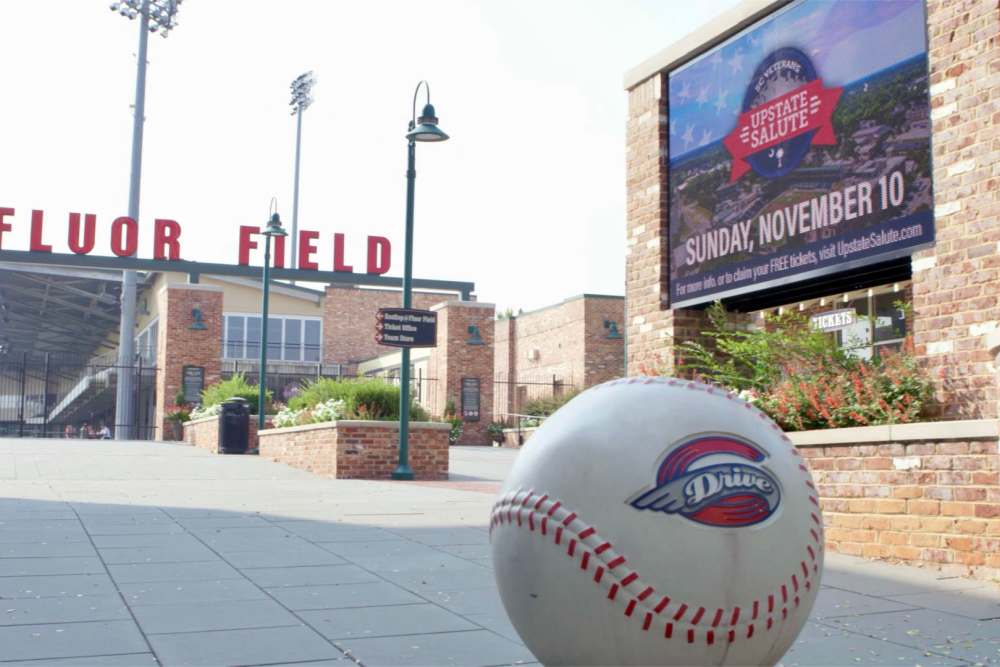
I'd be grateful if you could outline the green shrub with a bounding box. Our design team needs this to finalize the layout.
[165,406,191,423]
[522,390,580,418]
[671,302,933,431]
[350,380,400,420]
[288,377,428,422]
[487,421,505,442]
[287,377,353,411]
[200,373,271,415]
[447,416,463,444]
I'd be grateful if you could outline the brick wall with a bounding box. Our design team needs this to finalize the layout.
[154,285,223,439]
[792,421,1000,581]
[494,318,517,416]
[501,295,624,387]
[322,286,446,366]
[258,420,449,480]
[583,297,626,386]
[624,1,1000,419]
[912,0,1000,419]
[428,301,495,445]
[183,415,260,454]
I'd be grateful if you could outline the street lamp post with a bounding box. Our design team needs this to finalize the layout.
[392,81,449,481]
[109,0,183,440]
[289,72,316,275]
[258,209,287,431]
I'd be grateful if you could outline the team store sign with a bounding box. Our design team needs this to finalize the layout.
[0,207,392,274]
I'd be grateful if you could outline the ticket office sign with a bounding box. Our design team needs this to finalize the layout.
[375,309,438,348]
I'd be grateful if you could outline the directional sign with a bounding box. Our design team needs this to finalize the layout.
[375,308,438,348]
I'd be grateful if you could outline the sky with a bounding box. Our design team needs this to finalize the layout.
[0,0,742,313]
[669,0,926,160]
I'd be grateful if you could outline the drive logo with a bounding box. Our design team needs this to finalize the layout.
[723,47,842,182]
[628,435,781,527]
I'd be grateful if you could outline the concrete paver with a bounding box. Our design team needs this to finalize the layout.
[0,439,995,667]
[299,602,479,640]
[145,625,343,667]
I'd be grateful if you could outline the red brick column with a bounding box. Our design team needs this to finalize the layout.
[154,284,223,440]
[428,301,496,444]
[912,0,1000,419]
[625,74,709,376]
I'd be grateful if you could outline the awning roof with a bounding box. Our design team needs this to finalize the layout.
[0,263,130,356]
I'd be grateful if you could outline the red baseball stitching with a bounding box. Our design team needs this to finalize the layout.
[491,376,823,646]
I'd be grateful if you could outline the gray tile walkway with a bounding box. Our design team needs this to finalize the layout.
[0,439,995,667]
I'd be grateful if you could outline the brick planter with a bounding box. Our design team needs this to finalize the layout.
[182,415,261,454]
[258,420,449,480]
[500,427,538,448]
[792,419,999,582]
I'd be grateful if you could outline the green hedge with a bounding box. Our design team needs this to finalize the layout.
[288,378,429,421]
[522,390,580,418]
[201,373,271,415]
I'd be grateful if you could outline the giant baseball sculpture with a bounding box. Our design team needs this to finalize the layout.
[490,377,823,666]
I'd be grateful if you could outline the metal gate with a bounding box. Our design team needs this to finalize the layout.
[0,351,157,439]
[493,372,577,425]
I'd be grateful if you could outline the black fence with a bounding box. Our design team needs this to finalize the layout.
[221,359,348,405]
[0,350,158,440]
[493,372,578,426]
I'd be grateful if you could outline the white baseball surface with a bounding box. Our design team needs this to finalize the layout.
[490,377,823,666]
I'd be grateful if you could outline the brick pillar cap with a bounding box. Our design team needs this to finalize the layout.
[430,300,495,312]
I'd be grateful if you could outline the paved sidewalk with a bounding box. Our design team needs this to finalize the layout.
[0,439,996,666]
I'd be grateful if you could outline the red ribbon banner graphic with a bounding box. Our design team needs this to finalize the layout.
[723,79,843,182]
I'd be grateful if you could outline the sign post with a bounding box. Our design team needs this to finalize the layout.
[391,81,449,481]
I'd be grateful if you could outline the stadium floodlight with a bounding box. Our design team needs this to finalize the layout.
[290,71,316,115]
[108,0,185,440]
[110,1,182,38]
[288,71,316,274]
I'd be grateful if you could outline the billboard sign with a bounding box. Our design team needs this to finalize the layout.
[668,0,933,307]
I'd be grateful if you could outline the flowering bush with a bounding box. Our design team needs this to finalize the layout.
[272,398,346,428]
[755,343,932,431]
[190,403,222,420]
[674,302,933,431]
[311,398,346,423]
[272,406,305,428]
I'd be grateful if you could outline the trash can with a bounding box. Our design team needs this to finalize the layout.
[218,397,250,454]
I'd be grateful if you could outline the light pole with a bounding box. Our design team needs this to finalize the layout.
[289,72,316,275]
[392,81,449,481]
[109,0,183,440]
[258,209,287,431]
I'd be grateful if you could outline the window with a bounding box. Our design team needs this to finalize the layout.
[304,320,321,362]
[222,314,322,362]
[135,320,159,365]
[226,316,245,359]
[246,317,261,359]
[267,317,282,359]
[285,319,301,361]
[760,283,910,361]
